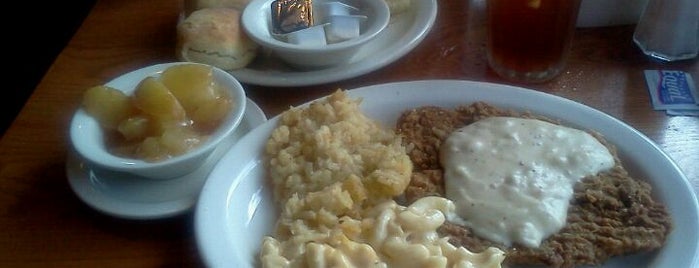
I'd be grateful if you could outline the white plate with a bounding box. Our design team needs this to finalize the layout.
[229,0,438,87]
[195,80,699,267]
[67,98,267,220]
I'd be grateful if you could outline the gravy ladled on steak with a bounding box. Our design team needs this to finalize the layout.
[396,102,672,268]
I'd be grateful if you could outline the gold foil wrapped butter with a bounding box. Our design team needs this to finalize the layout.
[271,0,314,34]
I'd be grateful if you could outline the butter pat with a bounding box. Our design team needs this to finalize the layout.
[270,0,314,34]
[284,25,328,46]
[315,1,359,22]
[324,15,367,43]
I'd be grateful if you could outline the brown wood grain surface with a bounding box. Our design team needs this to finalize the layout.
[0,0,697,266]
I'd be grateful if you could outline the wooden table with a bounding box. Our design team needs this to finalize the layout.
[1,0,697,266]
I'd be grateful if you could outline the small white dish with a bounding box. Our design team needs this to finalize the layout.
[67,98,267,220]
[231,0,437,86]
[243,0,390,69]
[70,62,247,179]
[195,80,699,267]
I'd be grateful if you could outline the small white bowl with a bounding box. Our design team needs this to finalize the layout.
[70,62,247,179]
[242,0,390,69]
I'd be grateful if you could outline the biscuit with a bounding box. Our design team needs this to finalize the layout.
[176,8,258,70]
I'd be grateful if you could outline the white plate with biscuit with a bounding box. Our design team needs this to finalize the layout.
[227,0,438,87]
[195,80,699,267]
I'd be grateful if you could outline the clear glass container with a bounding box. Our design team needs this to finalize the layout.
[633,0,699,61]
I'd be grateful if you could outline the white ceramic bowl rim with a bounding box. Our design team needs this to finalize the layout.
[242,0,390,52]
[69,62,247,176]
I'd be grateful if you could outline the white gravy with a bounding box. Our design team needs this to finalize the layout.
[441,116,614,248]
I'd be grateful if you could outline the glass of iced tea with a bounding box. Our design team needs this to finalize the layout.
[486,0,582,83]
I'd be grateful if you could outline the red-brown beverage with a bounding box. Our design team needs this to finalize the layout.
[486,0,581,83]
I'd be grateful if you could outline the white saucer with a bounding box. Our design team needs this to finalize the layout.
[66,98,267,220]
[230,0,438,87]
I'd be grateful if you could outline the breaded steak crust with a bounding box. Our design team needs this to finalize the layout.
[396,102,672,268]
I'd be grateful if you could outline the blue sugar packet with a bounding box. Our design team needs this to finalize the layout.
[644,70,699,110]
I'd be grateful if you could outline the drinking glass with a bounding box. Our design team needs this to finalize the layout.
[486,0,582,83]
[633,0,699,62]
